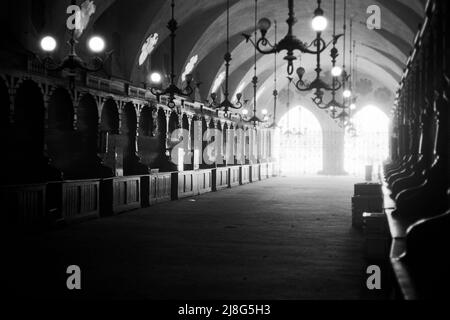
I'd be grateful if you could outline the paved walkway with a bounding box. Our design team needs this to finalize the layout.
[7,176,374,299]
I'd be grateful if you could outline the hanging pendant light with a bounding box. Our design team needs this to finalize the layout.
[296,0,344,107]
[213,0,244,115]
[268,20,279,129]
[246,0,263,127]
[242,0,331,76]
[150,0,194,108]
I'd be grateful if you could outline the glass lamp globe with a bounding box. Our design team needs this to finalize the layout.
[150,72,162,83]
[88,36,105,53]
[312,12,327,32]
[331,66,343,77]
[40,36,57,52]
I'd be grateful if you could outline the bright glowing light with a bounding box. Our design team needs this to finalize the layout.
[350,103,357,110]
[88,36,105,53]
[331,66,343,77]
[276,106,323,175]
[40,36,57,52]
[182,55,198,81]
[242,109,249,115]
[344,105,390,177]
[312,16,328,32]
[150,72,162,83]
[139,33,159,66]
[262,109,268,115]
[343,89,352,98]
[211,71,226,93]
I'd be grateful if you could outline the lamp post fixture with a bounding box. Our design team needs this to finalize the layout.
[150,0,193,108]
[37,1,109,91]
[242,0,330,76]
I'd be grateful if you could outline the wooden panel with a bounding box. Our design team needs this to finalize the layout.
[250,164,261,182]
[149,173,172,205]
[229,166,240,187]
[260,163,269,180]
[214,168,229,191]
[111,176,141,214]
[240,165,250,185]
[177,172,195,199]
[61,179,100,222]
[267,162,273,178]
[196,169,212,195]
[1,184,47,226]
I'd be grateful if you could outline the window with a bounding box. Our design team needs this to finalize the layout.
[275,106,323,175]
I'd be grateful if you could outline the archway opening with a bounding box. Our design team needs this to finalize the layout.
[276,106,323,175]
[344,105,390,177]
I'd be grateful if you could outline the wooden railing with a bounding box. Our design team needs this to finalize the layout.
[0,183,47,225]
[260,163,269,180]
[195,169,213,195]
[250,164,260,182]
[229,166,240,187]
[148,172,172,205]
[176,171,196,199]
[60,179,100,222]
[2,162,278,227]
[240,165,250,185]
[214,167,229,191]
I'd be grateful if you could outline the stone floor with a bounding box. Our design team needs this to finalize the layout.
[6,175,385,300]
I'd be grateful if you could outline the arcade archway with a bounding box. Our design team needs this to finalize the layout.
[276,106,323,175]
[344,105,390,177]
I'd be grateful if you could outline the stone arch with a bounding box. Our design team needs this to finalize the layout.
[157,108,167,159]
[0,78,9,130]
[46,87,76,177]
[13,80,46,182]
[122,102,147,175]
[77,94,98,136]
[168,110,179,133]
[77,93,99,166]
[181,113,192,170]
[138,105,152,137]
[47,87,74,131]
[100,99,119,134]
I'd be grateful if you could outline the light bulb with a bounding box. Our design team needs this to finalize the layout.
[40,36,57,52]
[262,109,268,115]
[312,16,327,32]
[331,66,342,77]
[242,109,249,116]
[88,36,105,53]
[343,90,352,98]
[150,72,162,83]
[350,103,356,110]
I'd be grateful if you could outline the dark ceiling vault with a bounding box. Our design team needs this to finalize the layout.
[5,0,425,114]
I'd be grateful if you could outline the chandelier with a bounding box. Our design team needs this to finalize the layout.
[242,0,330,76]
[150,0,194,108]
[294,0,344,106]
[215,0,244,115]
[37,0,110,90]
[245,0,263,127]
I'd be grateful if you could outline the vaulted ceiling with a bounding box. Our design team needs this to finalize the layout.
[4,0,426,116]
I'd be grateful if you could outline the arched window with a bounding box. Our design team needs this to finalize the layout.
[344,105,390,177]
[275,106,323,175]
